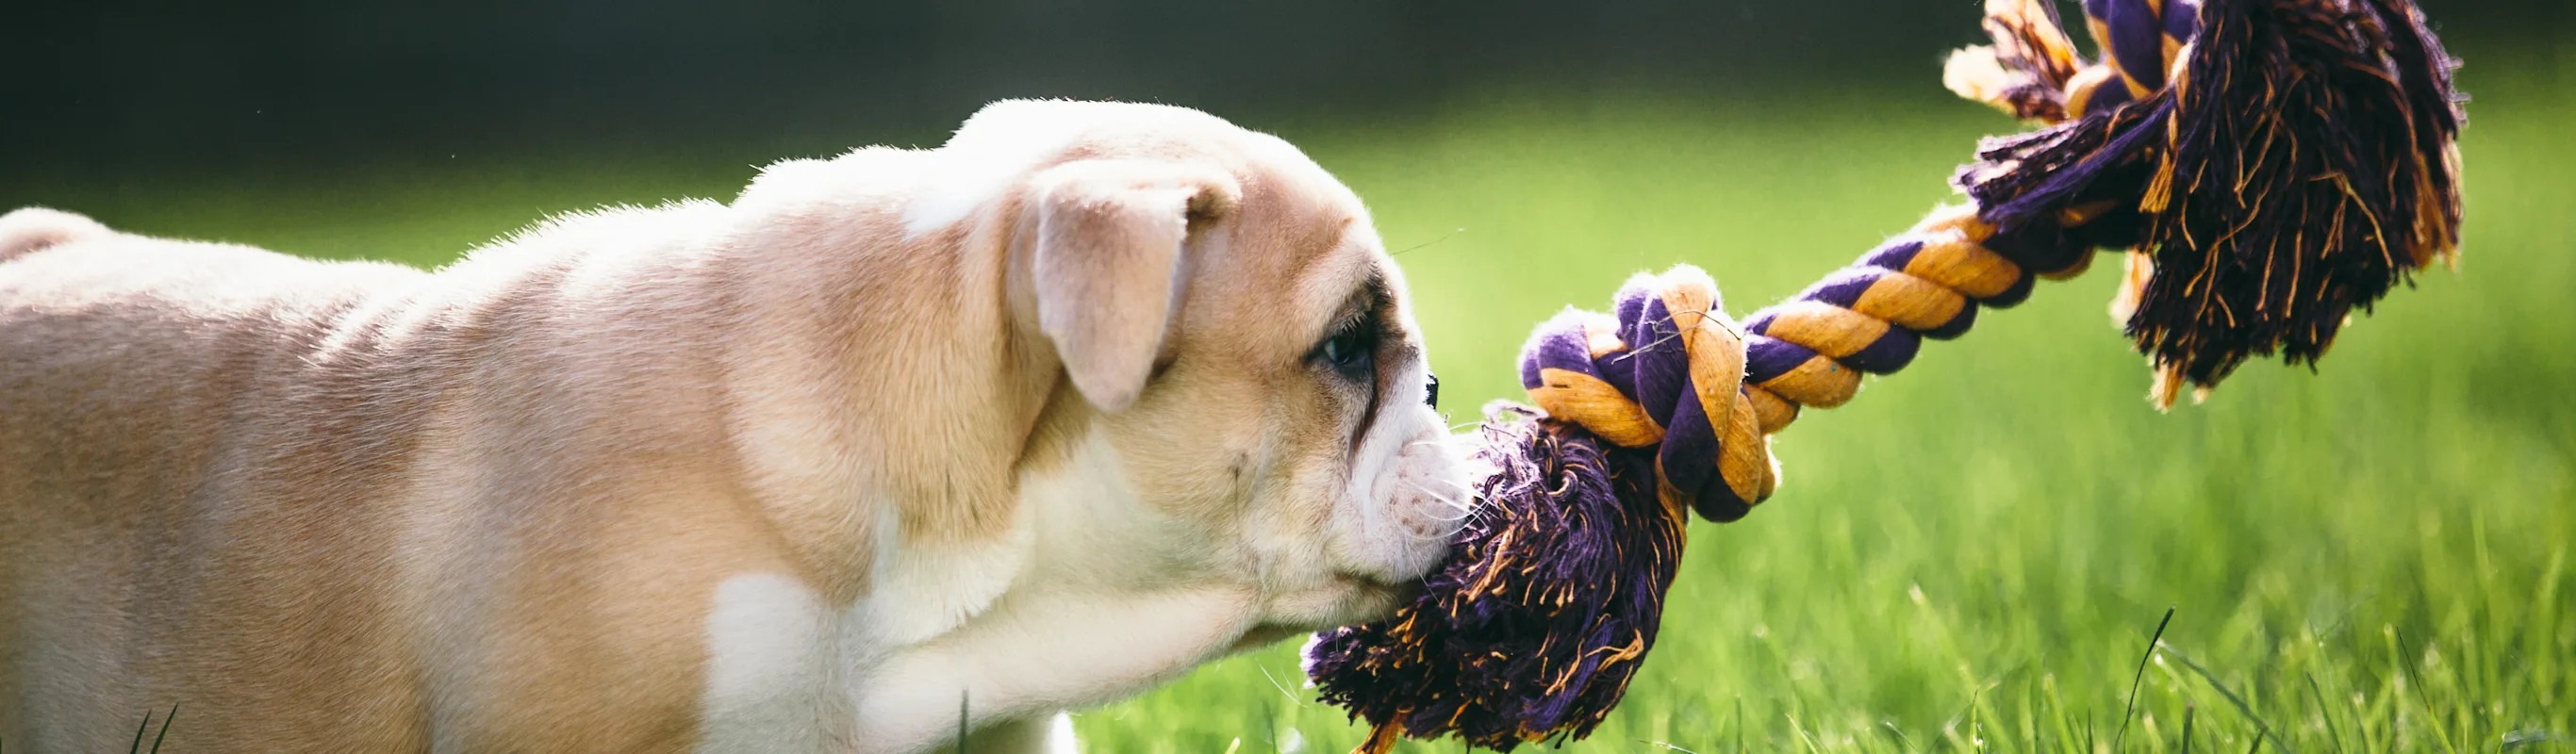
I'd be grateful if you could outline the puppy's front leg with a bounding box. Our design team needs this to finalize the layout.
[960,712,1077,754]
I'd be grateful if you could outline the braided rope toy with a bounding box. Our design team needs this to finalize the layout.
[1305,0,2465,749]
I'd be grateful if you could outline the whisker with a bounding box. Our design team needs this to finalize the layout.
[1388,227,1464,257]
[1399,481,1464,507]
[1398,482,1476,525]
[1401,476,1477,501]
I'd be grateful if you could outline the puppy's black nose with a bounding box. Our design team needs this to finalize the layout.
[1425,372,1439,409]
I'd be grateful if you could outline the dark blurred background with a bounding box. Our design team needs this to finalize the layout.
[4,0,2561,172]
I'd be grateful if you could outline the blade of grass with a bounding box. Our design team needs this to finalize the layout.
[1878,720,1918,752]
[2180,703,2197,754]
[2390,631,2462,754]
[1785,711,1824,754]
[2160,643,2296,754]
[2304,671,2348,753]
[1734,696,1744,754]
[2116,606,2177,750]
[1260,699,1277,753]
[148,703,177,754]
[127,710,152,754]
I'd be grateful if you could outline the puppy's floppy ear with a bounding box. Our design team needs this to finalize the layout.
[1028,159,1241,413]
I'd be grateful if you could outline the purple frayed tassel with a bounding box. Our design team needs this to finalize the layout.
[1953,0,2466,402]
[1306,407,1685,752]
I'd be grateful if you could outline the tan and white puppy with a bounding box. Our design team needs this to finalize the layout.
[0,100,1468,753]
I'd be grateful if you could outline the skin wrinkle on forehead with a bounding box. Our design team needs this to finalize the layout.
[1156,185,1349,372]
[1279,220,1373,346]
[1329,271,1405,460]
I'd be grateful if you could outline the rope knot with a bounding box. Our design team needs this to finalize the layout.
[1520,210,2062,521]
[1520,266,1777,522]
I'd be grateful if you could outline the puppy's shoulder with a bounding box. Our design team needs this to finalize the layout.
[734,147,935,216]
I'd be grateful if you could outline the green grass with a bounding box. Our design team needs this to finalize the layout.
[8,47,2569,754]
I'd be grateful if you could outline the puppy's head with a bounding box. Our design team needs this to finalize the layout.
[962,101,1467,631]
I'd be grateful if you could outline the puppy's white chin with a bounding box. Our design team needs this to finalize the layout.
[1259,572,1422,635]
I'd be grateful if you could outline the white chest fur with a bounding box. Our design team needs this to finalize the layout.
[692,429,1261,754]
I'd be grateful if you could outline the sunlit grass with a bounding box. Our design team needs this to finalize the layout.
[7,47,2567,754]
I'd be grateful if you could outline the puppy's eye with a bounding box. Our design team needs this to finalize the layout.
[1312,324,1377,382]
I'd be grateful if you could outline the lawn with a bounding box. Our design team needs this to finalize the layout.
[7,47,2568,753]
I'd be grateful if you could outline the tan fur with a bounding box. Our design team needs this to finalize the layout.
[0,101,1464,753]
